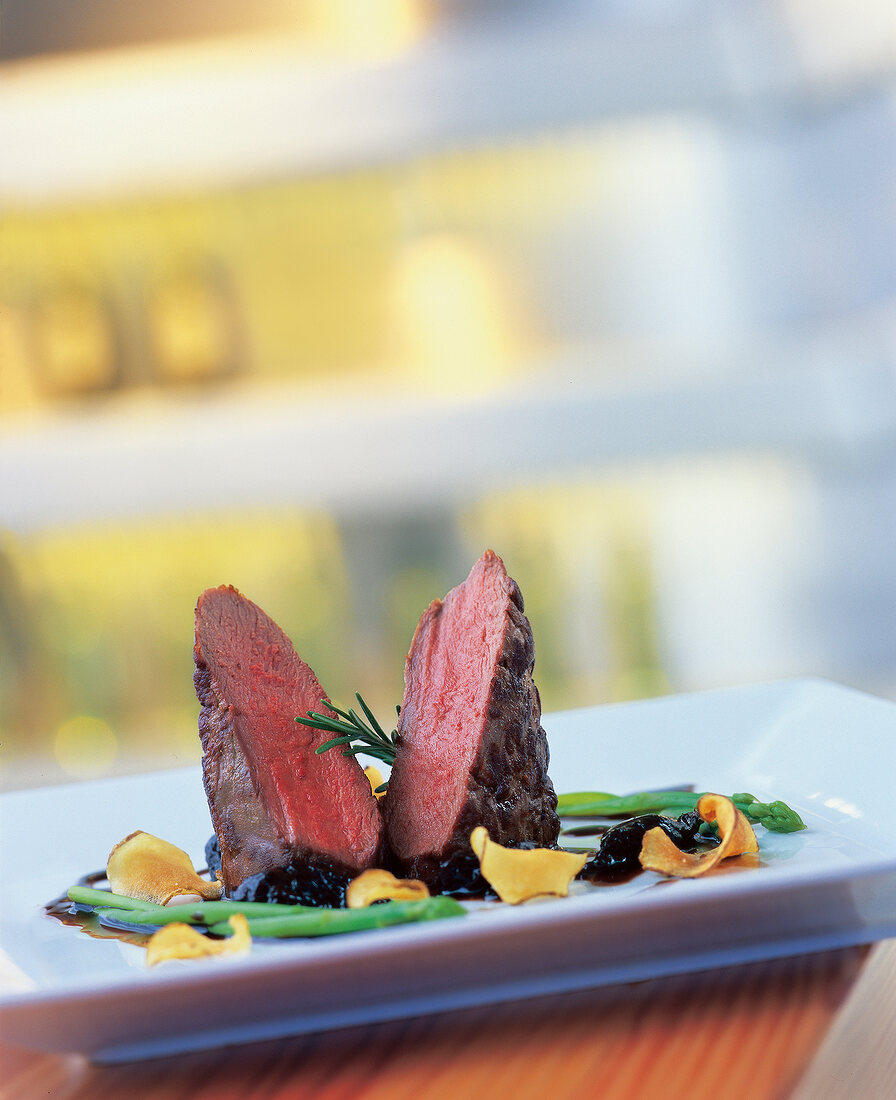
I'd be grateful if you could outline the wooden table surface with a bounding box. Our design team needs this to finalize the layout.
[5,940,895,1100]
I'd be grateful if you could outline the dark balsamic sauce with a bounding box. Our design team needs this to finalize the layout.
[429,849,494,899]
[205,835,352,907]
[230,859,351,908]
[43,869,153,945]
[204,834,222,879]
[578,811,719,883]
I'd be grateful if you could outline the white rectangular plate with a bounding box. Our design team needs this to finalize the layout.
[2,678,895,1062]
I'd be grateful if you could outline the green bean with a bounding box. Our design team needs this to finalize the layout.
[95,899,320,928]
[67,886,168,911]
[557,790,806,833]
[209,897,467,938]
[557,791,699,817]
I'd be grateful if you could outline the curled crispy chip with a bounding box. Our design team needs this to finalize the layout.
[107,830,223,905]
[145,914,251,967]
[346,868,430,908]
[470,826,587,904]
[640,793,759,878]
[364,765,386,800]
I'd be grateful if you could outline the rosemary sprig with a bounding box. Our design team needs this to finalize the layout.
[296,693,399,767]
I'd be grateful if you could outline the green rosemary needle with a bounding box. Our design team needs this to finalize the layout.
[296,693,399,767]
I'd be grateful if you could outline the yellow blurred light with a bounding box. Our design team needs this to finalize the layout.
[149,268,233,383]
[304,0,424,59]
[392,234,519,393]
[33,285,117,397]
[0,301,40,409]
[54,715,118,778]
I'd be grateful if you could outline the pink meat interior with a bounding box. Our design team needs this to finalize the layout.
[196,587,381,871]
[388,552,511,858]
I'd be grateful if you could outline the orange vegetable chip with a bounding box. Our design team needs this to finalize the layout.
[470,826,587,904]
[107,830,224,905]
[346,868,430,908]
[639,793,759,878]
[364,766,387,800]
[145,914,251,967]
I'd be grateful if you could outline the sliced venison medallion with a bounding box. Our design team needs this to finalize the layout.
[194,586,382,895]
[383,551,560,891]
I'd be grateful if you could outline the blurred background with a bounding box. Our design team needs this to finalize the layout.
[2,0,896,790]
